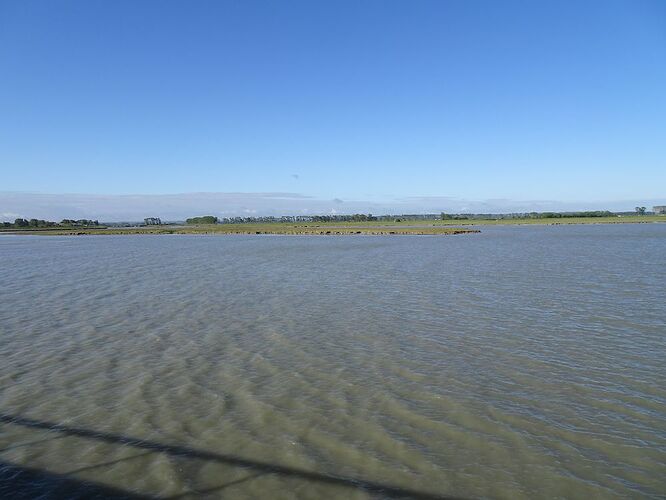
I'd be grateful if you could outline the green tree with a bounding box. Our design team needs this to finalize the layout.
[186,215,219,224]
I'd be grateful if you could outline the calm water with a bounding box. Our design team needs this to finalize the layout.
[1,224,665,499]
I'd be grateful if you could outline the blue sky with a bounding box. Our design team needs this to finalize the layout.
[1,0,665,218]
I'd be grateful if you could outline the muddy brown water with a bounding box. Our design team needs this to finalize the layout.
[1,224,665,498]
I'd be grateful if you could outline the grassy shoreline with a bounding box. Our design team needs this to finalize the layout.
[2,224,479,236]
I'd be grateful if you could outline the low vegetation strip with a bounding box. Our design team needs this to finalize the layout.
[2,215,663,236]
[435,215,665,225]
[7,224,479,236]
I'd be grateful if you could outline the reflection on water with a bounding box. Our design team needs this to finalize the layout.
[1,225,665,498]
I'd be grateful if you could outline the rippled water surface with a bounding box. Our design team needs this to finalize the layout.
[1,224,665,499]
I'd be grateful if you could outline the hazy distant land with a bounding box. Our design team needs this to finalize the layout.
[2,214,664,236]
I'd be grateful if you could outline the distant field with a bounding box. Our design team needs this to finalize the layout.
[434,215,665,225]
[272,215,665,226]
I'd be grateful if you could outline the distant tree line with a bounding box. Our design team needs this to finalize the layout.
[439,211,616,220]
[2,218,100,228]
[312,214,376,222]
[217,214,378,224]
[440,213,471,220]
[183,209,648,226]
[3,218,56,228]
[523,211,614,219]
[222,216,305,224]
[59,219,100,226]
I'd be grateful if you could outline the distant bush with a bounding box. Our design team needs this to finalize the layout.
[60,219,99,226]
[186,216,219,225]
[9,218,58,228]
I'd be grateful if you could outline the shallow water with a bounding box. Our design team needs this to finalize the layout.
[1,224,665,499]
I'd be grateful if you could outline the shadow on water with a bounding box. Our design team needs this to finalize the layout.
[0,414,462,499]
[0,459,153,499]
